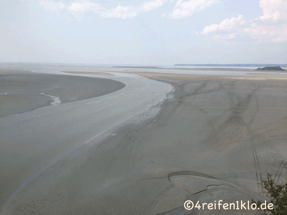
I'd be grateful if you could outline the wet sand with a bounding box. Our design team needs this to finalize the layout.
[64,71,113,76]
[1,71,287,214]
[127,71,287,80]
[0,71,125,118]
[0,69,172,215]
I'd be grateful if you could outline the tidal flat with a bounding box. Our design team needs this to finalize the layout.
[1,69,287,215]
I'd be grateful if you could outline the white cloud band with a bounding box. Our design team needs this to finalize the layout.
[202,15,245,34]
[169,0,219,19]
[202,0,287,43]
[259,0,287,22]
[39,0,166,19]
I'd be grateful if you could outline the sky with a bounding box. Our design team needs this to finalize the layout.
[1,0,287,65]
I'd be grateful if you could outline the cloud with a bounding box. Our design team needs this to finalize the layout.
[168,0,219,19]
[68,1,103,13]
[243,0,287,43]
[202,15,246,34]
[202,0,287,43]
[259,0,287,22]
[244,22,287,43]
[38,0,66,12]
[101,6,139,19]
[100,0,167,19]
[142,0,166,12]
[40,0,166,19]
[212,33,237,41]
[67,1,104,19]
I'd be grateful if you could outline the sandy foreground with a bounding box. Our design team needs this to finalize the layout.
[1,69,287,214]
[0,69,173,215]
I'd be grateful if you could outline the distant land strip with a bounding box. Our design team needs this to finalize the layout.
[174,64,287,67]
[113,66,160,69]
[255,66,286,71]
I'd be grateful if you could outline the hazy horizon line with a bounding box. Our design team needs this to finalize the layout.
[1,62,287,68]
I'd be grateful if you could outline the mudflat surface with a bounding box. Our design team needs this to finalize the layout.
[76,74,286,215]
[0,71,125,118]
[0,70,172,215]
[1,70,287,214]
